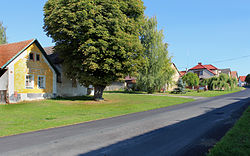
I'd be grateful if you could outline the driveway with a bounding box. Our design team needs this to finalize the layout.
[0,88,249,156]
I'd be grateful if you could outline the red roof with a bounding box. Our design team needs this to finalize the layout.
[190,63,218,70]
[203,64,218,70]
[239,76,246,82]
[231,71,238,80]
[189,63,217,75]
[180,71,186,77]
[0,39,34,68]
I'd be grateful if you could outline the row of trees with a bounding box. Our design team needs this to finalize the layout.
[182,72,238,91]
[44,0,174,99]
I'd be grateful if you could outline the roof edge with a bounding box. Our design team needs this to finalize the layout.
[33,40,60,75]
[1,39,36,69]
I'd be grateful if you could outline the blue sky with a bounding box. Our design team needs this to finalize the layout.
[1,0,249,76]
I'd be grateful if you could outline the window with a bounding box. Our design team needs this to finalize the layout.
[200,71,203,75]
[38,76,46,89]
[29,53,34,61]
[25,75,34,88]
[36,54,40,61]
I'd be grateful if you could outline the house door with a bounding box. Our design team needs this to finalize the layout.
[0,90,6,104]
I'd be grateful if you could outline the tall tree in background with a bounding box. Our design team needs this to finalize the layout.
[136,17,174,93]
[44,0,145,100]
[0,22,7,44]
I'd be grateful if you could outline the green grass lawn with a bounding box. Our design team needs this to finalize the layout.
[0,94,193,137]
[166,87,245,97]
[207,106,250,156]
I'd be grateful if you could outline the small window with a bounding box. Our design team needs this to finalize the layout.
[29,53,34,60]
[25,75,34,89]
[200,71,203,75]
[38,76,46,89]
[36,54,40,61]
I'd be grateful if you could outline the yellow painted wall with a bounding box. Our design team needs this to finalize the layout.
[166,64,180,91]
[14,43,53,94]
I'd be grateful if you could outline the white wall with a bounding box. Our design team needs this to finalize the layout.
[188,69,214,79]
[57,72,87,97]
[0,70,8,90]
[105,82,125,91]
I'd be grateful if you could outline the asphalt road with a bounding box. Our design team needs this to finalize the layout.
[0,88,250,156]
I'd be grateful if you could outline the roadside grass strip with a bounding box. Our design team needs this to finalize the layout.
[207,106,250,156]
[166,87,244,97]
[0,94,194,137]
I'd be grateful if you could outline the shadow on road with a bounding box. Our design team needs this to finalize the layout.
[78,98,250,156]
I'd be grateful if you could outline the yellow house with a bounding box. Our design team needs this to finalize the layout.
[0,39,58,103]
[165,63,181,91]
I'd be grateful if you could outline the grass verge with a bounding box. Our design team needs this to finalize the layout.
[0,94,193,137]
[207,106,250,156]
[167,87,244,97]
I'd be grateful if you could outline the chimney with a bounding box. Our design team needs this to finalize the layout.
[198,62,202,65]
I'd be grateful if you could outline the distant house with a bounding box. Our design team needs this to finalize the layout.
[239,76,246,87]
[44,46,88,97]
[105,81,126,91]
[219,68,231,77]
[105,63,181,91]
[231,71,238,80]
[165,63,181,91]
[0,39,58,103]
[179,71,187,77]
[188,62,219,79]
[124,75,136,87]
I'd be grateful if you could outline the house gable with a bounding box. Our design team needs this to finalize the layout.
[0,39,59,103]
[12,42,55,94]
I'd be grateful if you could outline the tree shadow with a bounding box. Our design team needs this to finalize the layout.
[104,91,146,94]
[76,98,250,156]
[52,95,94,101]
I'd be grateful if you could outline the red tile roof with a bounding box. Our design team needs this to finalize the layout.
[189,63,217,75]
[231,71,238,80]
[239,76,246,82]
[179,71,186,77]
[190,63,218,70]
[0,39,34,68]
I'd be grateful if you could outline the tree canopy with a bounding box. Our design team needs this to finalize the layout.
[0,22,7,44]
[43,0,145,100]
[182,72,199,88]
[246,74,250,85]
[136,17,173,93]
[202,74,237,91]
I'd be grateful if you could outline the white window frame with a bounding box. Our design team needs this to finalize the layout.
[25,74,34,89]
[37,75,46,89]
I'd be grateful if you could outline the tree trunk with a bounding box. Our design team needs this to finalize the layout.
[94,85,106,101]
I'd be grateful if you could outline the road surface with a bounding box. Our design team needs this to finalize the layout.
[0,88,249,156]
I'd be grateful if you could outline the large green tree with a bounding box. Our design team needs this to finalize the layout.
[43,0,145,100]
[0,22,7,44]
[182,72,199,89]
[136,17,174,93]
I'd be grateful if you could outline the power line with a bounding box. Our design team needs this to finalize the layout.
[211,54,250,64]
